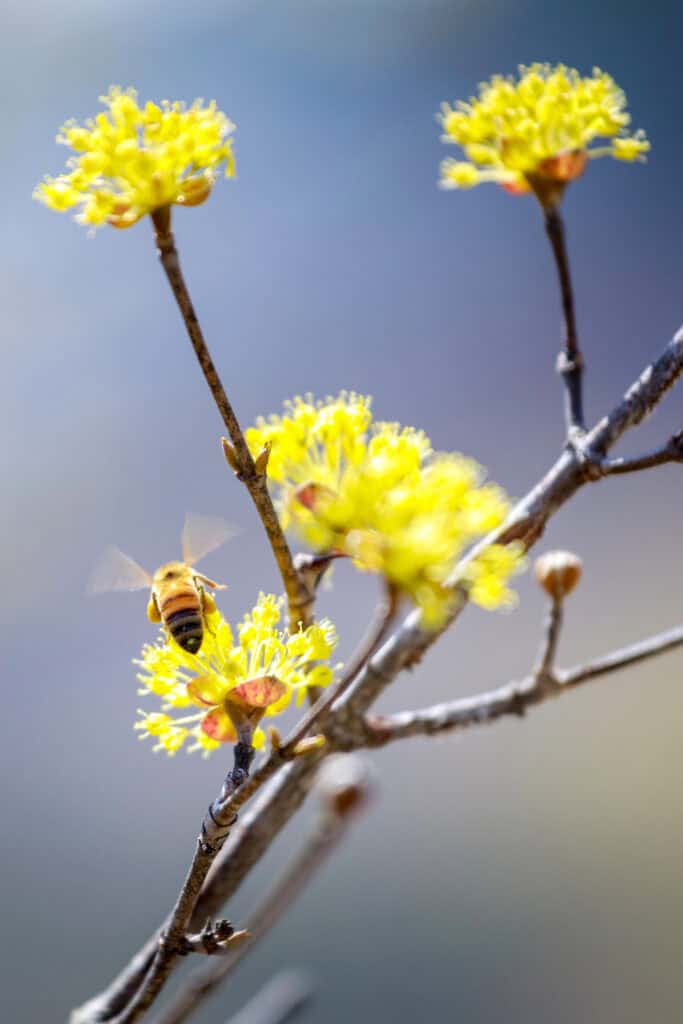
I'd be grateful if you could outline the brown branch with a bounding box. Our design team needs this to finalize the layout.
[191,756,322,927]
[544,206,585,436]
[149,209,310,633]
[533,597,563,680]
[585,328,683,457]
[154,757,371,1024]
[360,622,683,748]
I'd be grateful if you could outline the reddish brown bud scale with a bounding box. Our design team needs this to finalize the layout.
[254,442,272,476]
[537,149,588,183]
[221,437,240,474]
[201,707,237,742]
[294,481,337,512]
[229,676,287,708]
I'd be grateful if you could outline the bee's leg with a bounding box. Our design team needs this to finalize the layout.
[200,589,218,636]
[146,592,161,623]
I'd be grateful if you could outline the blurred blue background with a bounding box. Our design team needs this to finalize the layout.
[3,1,682,1021]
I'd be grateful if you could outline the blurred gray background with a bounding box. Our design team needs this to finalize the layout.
[3,1,682,1021]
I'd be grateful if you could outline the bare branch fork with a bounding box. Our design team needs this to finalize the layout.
[596,429,683,476]
[71,324,683,1024]
[175,920,245,957]
[360,622,683,748]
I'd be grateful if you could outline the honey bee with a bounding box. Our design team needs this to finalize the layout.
[88,515,236,653]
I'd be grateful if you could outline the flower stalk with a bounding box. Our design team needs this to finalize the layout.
[149,208,311,631]
[543,207,585,435]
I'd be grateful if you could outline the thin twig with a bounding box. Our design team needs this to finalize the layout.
[360,622,683,747]
[544,207,585,436]
[191,756,322,927]
[150,209,310,632]
[223,971,314,1024]
[154,757,371,1024]
[533,597,563,681]
[595,430,683,476]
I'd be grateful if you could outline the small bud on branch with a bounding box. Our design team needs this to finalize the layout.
[534,550,583,601]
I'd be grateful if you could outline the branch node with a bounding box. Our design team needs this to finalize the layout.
[291,734,327,758]
[509,688,528,718]
[556,350,584,375]
[254,442,272,477]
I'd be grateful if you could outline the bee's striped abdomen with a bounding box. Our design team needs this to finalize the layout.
[159,587,204,654]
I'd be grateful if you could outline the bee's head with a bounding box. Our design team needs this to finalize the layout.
[153,561,190,586]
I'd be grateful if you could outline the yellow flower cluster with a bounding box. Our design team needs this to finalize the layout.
[439,64,649,199]
[33,87,235,229]
[135,594,338,757]
[247,394,523,626]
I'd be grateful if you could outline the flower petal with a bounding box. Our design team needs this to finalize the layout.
[230,675,288,708]
[294,482,337,512]
[187,674,229,707]
[200,707,237,743]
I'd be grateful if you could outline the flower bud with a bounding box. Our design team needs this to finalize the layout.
[267,725,282,753]
[176,176,213,207]
[292,735,326,758]
[254,442,272,477]
[221,437,240,474]
[534,550,583,600]
[315,753,374,819]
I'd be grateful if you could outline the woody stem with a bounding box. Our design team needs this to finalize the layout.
[544,207,585,436]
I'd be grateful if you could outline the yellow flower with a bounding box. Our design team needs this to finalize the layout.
[439,64,649,202]
[247,393,523,627]
[464,543,524,611]
[134,595,338,757]
[34,87,235,229]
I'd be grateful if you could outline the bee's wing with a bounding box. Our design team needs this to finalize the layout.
[87,546,152,595]
[182,514,240,567]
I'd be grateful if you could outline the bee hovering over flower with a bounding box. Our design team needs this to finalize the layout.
[88,515,236,653]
